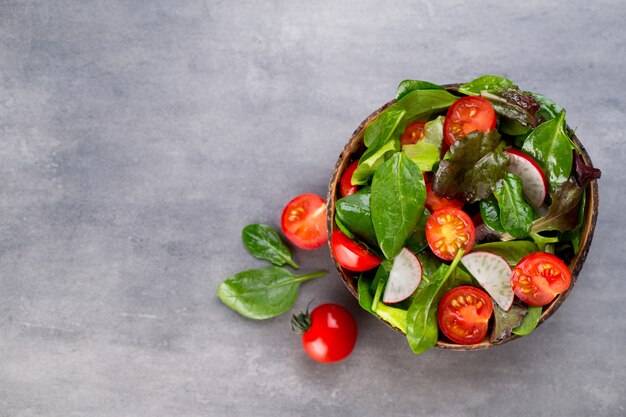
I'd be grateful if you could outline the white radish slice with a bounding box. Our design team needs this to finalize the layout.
[461,251,514,311]
[506,149,548,208]
[382,248,422,304]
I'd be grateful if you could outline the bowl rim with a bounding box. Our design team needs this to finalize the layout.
[326,84,600,351]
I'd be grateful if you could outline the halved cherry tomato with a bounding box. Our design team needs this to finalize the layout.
[438,286,493,345]
[443,96,496,146]
[292,303,357,363]
[339,161,359,197]
[510,252,572,306]
[400,121,426,146]
[425,182,464,212]
[425,207,475,261]
[331,230,381,272]
[281,194,328,250]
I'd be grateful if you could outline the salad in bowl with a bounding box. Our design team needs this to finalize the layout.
[327,75,600,354]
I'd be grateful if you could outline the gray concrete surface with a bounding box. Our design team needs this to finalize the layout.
[0,1,624,416]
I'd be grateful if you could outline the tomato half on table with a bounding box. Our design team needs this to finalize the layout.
[438,286,493,345]
[331,230,381,272]
[510,252,572,306]
[425,207,475,261]
[425,182,464,212]
[400,121,426,146]
[339,161,359,197]
[281,193,328,250]
[443,96,496,146]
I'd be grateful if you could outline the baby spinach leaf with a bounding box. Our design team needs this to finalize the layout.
[458,75,516,96]
[402,141,440,172]
[493,173,533,239]
[529,92,563,122]
[522,111,574,192]
[334,216,356,240]
[394,89,458,122]
[471,241,538,266]
[375,303,408,333]
[432,129,509,203]
[351,137,400,185]
[481,89,540,129]
[480,194,505,233]
[422,115,445,148]
[358,275,375,314]
[529,232,559,251]
[371,153,427,259]
[217,267,326,319]
[396,79,445,100]
[364,108,406,148]
[490,304,528,343]
[335,187,377,247]
[405,209,430,254]
[406,250,465,354]
[531,178,583,234]
[242,224,299,269]
[513,306,542,336]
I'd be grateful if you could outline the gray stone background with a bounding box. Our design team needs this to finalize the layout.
[0,1,624,416]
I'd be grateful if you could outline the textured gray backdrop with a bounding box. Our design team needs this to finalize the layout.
[0,1,624,416]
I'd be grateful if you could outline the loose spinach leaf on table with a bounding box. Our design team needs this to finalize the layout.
[493,173,533,239]
[432,129,509,203]
[481,88,540,129]
[522,111,574,192]
[242,224,299,269]
[480,194,505,233]
[335,187,377,247]
[371,153,427,260]
[217,267,326,319]
[471,241,538,266]
[458,75,516,96]
[396,79,445,100]
[513,306,542,336]
[490,304,528,343]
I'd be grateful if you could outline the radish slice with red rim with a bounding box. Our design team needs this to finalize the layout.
[382,248,422,304]
[461,251,514,311]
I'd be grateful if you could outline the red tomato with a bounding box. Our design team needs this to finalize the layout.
[438,286,493,345]
[425,182,464,212]
[292,304,358,363]
[339,161,359,197]
[331,230,381,272]
[511,252,572,306]
[443,96,496,146]
[281,194,328,250]
[425,207,475,261]
[400,121,426,146]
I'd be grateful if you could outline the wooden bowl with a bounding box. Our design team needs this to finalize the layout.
[326,84,600,350]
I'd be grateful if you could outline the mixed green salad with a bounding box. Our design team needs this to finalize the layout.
[331,75,600,354]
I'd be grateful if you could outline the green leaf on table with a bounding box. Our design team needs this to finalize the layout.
[371,153,427,259]
[493,173,533,239]
[396,79,445,100]
[242,224,299,268]
[217,267,326,319]
[513,306,542,336]
[335,187,377,247]
[471,241,539,266]
[458,75,516,96]
[490,304,528,343]
[522,111,574,192]
[432,129,509,203]
[480,194,505,233]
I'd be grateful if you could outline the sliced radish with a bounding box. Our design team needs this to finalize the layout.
[461,251,514,311]
[506,149,548,208]
[382,248,422,303]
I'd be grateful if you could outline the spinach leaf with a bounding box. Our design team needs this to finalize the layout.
[481,89,540,129]
[530,178,583,234]
[422,115,445,148]
[358,275,374,314]
[513,306,542,336]
[480,194,505,233]
[335,187,377,246]
[458,75,516,96]
[406,250,465,354]
[396,79,445,100]
[242,224,299,269]
[471,241,538,266]
[529,92,563,122]
[375,303,408,333]
[371,153,427,259]
[364,108,406,148]
[493,173,533,239]
[490,304,527,343]
[529,232,559,251]
[432,129,509,203]
[334,215,356,239]
[417,251,442,286]
[351,137,400,185]
[522,111,574,192]
[394,89,458,122]
[217,267,326,319]
[405,209,430,254]
[402,141,440,172]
